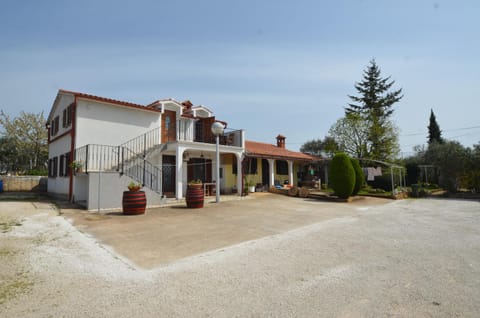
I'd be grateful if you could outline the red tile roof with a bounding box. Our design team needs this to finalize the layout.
[59,89,161,113]
[245,140,316,161]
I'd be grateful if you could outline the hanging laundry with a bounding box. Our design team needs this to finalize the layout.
[367,167,376,181]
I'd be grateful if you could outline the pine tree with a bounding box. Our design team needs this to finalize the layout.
[428,109,443,144]
[345,59,403,160]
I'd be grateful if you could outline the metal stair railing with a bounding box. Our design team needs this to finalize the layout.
[73,127,164,194]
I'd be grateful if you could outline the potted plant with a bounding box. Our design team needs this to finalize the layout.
[70,160,83,173]
[186,179,204,208]
[246,180,256,193]
[122,181,146,215]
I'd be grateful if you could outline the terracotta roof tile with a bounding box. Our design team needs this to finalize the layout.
[59,89,161,113]
[245,140,315,161]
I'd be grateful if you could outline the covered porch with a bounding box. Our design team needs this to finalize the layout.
[148,141,244,200]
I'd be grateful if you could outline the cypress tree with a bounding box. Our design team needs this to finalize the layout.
[428,109,443,144]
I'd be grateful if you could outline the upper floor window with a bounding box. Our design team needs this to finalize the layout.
[50,116,60,137]
[62,104,72,128]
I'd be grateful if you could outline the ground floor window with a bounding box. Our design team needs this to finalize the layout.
[48,157,58,177]
[276,160,288,175]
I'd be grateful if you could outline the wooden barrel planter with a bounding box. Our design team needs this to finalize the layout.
[122,191,146,215]
[186,184,204,208]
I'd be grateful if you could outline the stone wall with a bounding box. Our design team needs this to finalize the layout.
[0,176,48,192]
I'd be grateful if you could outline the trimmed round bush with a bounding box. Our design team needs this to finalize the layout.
[329,153,355,199]
[350,157,364,196]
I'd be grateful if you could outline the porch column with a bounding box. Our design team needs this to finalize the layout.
[268,159,275,187]
[175,146,185,199]
[288,160,294,186]
[236,153,242,196]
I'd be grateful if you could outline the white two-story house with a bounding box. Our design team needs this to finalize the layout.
[47,89,244,210]
[47,89,315,210]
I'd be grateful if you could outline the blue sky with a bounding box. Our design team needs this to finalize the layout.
[1,0,479,155]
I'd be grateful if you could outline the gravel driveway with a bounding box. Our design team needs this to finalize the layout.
[1,197,479,317]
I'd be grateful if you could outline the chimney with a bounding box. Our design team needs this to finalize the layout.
[276,134,286,148]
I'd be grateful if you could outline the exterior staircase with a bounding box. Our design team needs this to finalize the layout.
[73,127,164,194]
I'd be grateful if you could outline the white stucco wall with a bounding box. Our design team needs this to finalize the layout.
[86,172,165,210]
[75,99,161,148]
[48,93,75,137]
[47,135,72,195]
[47,93,75,195]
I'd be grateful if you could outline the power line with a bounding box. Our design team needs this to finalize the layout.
[402,125,480,137]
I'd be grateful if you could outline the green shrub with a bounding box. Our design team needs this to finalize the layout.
[23,169,48,176]
[350,158,364,196]
[329,153,355,199]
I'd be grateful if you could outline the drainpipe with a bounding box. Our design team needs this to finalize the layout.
[68,97,77,202]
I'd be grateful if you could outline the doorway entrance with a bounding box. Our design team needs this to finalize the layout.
[162,155,176,198]
[262,159,270,188]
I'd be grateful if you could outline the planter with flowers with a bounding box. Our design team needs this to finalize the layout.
[122,182,146,215]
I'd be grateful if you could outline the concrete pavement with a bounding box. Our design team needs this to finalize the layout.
[64,192,389,268]
[1,193,480,317]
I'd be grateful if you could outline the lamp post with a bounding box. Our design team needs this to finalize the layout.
[211,121,225,203]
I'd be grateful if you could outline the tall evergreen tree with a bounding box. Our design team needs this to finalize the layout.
[427,109,443,144]
[345,59,403,160]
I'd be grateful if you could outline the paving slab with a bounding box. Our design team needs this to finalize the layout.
[63,192,390,269]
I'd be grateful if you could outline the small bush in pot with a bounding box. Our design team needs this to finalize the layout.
[128,181,142,192]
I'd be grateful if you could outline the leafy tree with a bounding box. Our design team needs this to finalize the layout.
[461,143,480,191]
[328,113,369,159]
[0,136,18,173]
[424,141,468,191]
[427,109,443,144]
[300,136,339,157]
[345,59,402,160]
[300,139,324,156]
[322,136,340,157]
[329,152,355,199]
[0,110,48,172]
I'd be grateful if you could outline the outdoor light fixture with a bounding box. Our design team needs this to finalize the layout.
[211,121,225,203]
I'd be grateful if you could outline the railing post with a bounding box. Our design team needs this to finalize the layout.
[144,133,147,158]
[116,146,120,172]
[143,134,147,186]
[85,145,89,174]
[121,146,124,175]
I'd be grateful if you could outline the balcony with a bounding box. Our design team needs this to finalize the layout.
[177,119,243,147]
